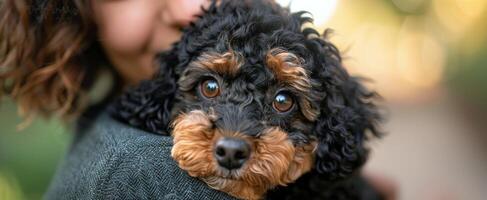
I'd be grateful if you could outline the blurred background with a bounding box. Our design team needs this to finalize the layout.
[1,0,487,199]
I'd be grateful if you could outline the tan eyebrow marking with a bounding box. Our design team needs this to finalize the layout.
[193,51,243,77]
[266,48,311,93]
[266,48,319,121]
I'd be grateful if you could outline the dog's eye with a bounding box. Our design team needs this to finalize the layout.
[201,78,221,98]
[273,92,294,112]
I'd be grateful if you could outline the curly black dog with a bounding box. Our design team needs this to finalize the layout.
[111,0,382,199]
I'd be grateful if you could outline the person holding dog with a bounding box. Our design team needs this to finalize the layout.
[0,0,396,199]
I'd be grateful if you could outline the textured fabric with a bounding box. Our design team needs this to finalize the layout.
[44,112,237,200]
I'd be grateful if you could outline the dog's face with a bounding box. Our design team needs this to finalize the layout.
[171,48,319,199]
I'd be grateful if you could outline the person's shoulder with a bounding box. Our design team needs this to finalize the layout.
[45,112,236,200]
[81,112,172,151]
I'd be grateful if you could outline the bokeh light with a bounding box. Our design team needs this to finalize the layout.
[392,0,428,13]
[433,0,487,40]
[396,17,445,90]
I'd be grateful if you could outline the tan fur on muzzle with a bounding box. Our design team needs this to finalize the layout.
[171,110,315,200]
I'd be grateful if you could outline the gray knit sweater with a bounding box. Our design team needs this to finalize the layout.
[44,112,236,200]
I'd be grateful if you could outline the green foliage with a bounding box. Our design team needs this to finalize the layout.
[447,47,487,108]
[0,100,71,200]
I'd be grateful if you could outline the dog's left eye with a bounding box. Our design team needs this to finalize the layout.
[273,92,294,112]
[200,78,221,98]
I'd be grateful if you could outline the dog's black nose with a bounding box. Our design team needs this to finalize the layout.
[214,137,250,170]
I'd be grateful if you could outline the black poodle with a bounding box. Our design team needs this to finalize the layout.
[111,0,382,199]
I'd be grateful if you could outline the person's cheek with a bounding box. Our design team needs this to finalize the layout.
[93,0,155,55]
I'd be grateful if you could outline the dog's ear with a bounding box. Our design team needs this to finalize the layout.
[110,52,179,135]
[304,29,382,180]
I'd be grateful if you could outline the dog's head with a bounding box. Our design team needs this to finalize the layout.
[113,0,381,199]
[167,0,381,199]
[170,47,317,199]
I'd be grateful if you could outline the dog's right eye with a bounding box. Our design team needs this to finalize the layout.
[200,78,221,98]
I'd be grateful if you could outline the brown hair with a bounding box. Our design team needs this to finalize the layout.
[0,0,112,122]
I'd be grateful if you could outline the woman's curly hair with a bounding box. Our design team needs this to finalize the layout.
[0,0,113,121]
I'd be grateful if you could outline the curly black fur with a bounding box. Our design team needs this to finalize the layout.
[111,52,178,135]
[111,0,382,199]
